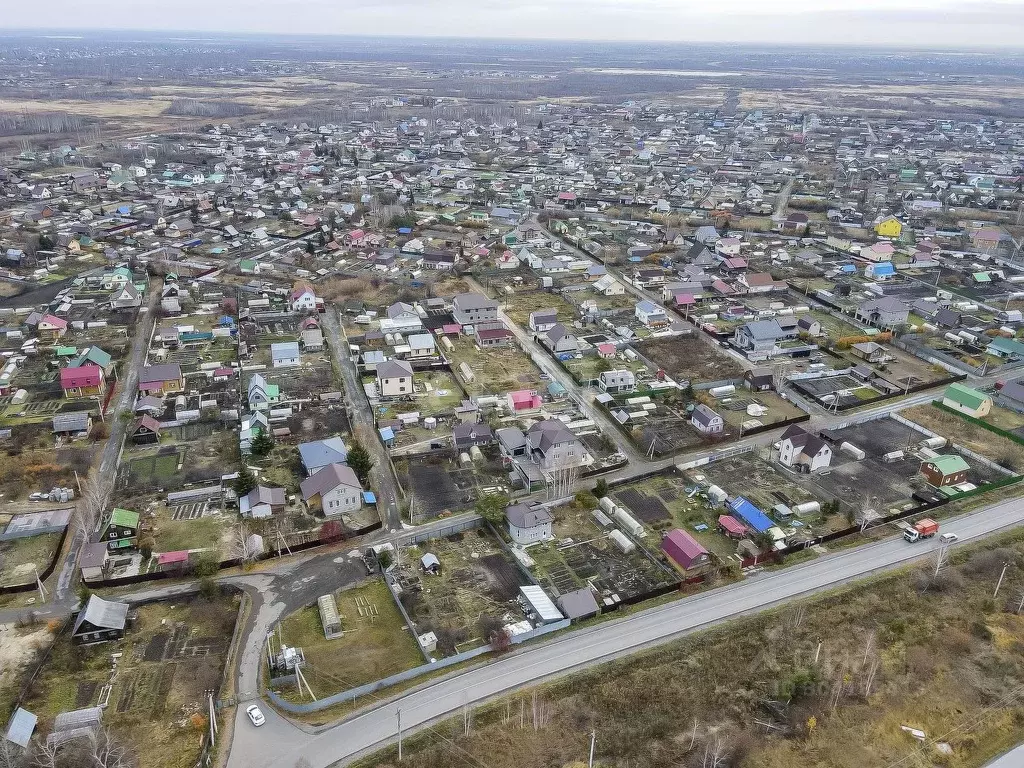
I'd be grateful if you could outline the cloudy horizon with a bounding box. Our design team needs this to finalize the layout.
[2,0,1023,48]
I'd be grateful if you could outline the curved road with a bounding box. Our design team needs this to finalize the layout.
[227,496,1024,768]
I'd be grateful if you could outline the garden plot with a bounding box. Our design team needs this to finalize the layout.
[0,532,63,587]
[626,402,721,457]
[126,447,186,491]
[713,390,806,429]
[274,578,424,703]
[638,336,745,384]
[17,594,238,768]
[502,290,577,328]
[525,506,676,603]
[398,451,511,520]
[444,336,546,395]
[794,373,879,407]
[901,404,1024,472]
[392,528,529,657]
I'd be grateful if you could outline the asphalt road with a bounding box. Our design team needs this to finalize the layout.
[226,496,1024,768]
[983,743,1024,766]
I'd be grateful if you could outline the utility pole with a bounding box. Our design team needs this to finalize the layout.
[588,731,596,768]
[994,562,1010,599]
[397,708,403,761]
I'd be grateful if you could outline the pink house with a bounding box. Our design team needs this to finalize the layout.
[507,389,542,412]
[343,229,366,246]
[597,343,617,359]
[60,364,105,398]
[662,529,711,571]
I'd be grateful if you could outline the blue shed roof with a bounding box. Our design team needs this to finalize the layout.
[728,496,773,533]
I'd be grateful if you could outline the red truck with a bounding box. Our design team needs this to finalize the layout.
[903,518,939,543]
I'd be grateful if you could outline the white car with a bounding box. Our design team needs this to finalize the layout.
[246,704,265,727]
[939,532,959,544]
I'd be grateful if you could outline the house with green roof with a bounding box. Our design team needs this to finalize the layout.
[921,454,970,488]
[102,508,140,551]
[72,346,113,373]
[941,383,992,418]
[986,336,1024,361]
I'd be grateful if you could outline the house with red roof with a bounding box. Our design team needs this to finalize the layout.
[662,529,711,571]
[343,229,366,246]
[60,364,105,398]
[37,314,68,340]
[718,515,747,539]
[506,389,542,413]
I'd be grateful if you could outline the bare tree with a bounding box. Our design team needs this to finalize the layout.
[232,521,260,565]
[78,473,111,540]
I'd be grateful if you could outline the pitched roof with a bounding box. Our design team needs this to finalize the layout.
[927,454,970,475]
[298,437,348,470]
[944,383,990,411]
[73,595,128,635]
[139,363,183,384]
[109,508,139,529]
[300,462,361,501]
[60,365,102,389]
[505,502,552,529]
[377,359,414,379]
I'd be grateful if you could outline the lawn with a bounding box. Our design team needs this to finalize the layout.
[275,579,423,703]
[445,336,546,395]
[127,448,186,489]
[903,404,1024,471]
[145,509,229,555]
[12,594,238,768]
[0,532,63,587]
[981,403,1024,433]
[357,531,1024,768]
[501,291,576,328]
[371,369,465,421]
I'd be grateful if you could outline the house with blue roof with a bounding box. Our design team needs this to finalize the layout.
[864,262,896,281]
[728,496,773,533]
[635,300,668,327]
[299,437,349,476]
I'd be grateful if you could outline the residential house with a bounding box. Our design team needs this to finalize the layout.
[544,324,579,355]
[239,411,270,455]
[776,425,832,473]
[72,596,128,644]
[592,275,624,296]
[598,369,636,394]
[855,297,909,330]
[737,272,775,294]
[37,314,68,341]
[247,373,279,410]
[529,310,559,333]
[987,337,1024,361]
[526,419,586,471]
[475,322,515,348]
[421,251,456,270]
[732,320,787,359]
[691,403,724,434]
[298,437,348,476]
[79,542,109,582]
[921,455,970,488]
[452,293,498,326]
[300,463,363,516]
[505,503,553,545]
[384,302,423,333]
[128,415,161,444]
[662,529,711,570]
[407,333,437,359]
[941,383,992,418]
[453,423,494,450]
[851,341,886,364]
[52,411,92,436]
[239,485,286,518]
[110,283,142,309]
[995,379,1024,413]
[376,359,415,398]
[743,368,774,391]
[290,282,318,313]
[271,341,301,368]
[138,364,184,395]
[860,242,894,263]
[507,389,543,413]
[874,215,903,238]
[60,365,105,399]
[102,508,139,552]
[635,300,668,327]
[797,315,821,337]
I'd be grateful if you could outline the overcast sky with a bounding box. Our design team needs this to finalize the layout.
[4,0,1023,47]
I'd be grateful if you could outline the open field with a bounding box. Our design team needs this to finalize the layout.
[903,404,1024,472]
[274,578,423,703]
[10,594,238,768]
[445,336,546,395]
[638,336,744,384]
[360,530,1024,768]
[501,291,577,328]
[0,532,63,587]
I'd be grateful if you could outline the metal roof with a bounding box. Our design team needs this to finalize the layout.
[519,586,563,624]
[5,707,37,748]
[73,596,128,635]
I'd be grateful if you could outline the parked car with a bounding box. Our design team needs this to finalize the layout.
[246,704,265,727]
